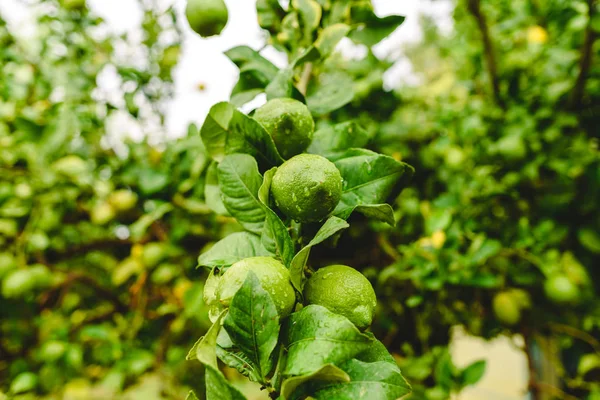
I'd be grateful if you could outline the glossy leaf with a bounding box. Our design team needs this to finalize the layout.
[217,154,267,234]
[284,305,373,376]
[224,272,280,379]
[197,232,272,268]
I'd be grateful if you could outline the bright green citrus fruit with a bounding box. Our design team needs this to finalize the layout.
[544,274,579,304]
[304,265,377,330]
[90,202,116,225]
[217,257,296,318]
[492,292,521,326]
[108,189,138,212]
[254,98,315,159]
[186,0,228,38]
[271,154,342,222]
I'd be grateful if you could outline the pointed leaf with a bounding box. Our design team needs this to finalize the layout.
[349,5,405,46]
[216,346,261,382]
[200,102,284,166]
[198,232,272,268]
[258,168,295,266]
[217,154,267,234]
[284,305,373,376]
[205,364,248,400]
[282,364,350,400]
[205,161,229,215]
[308,121,370,155]
[224,272,280,379]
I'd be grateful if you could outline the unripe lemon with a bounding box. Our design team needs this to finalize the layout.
[108,189,138,212]
[217,257,296,318]
[544,274,579,304]
[186,0,228,38]
[492,292,521,326]
[271,154,342,223]
[90,202,115,225]
[254,98,315,159]
[304,265,377,330]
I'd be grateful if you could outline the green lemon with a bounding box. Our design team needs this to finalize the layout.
[217,257,296,318]
[0,253,18,280]
[304,265,377,330]
[271,154,342,222]
[2,268,37,298]
[40,340,68,362]
[108,189,138,212]
[52,155,88,177]
[186,0,228,38]
[544,274,579,304]
[254,98,315,159]
[90,202,116,225]
[492,292,521,326]
[141,242,167,268]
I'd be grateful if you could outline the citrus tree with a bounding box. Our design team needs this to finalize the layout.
[185,1,416,399]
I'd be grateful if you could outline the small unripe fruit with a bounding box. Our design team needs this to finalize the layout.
[493,292,521,326]
[186,0,228,38]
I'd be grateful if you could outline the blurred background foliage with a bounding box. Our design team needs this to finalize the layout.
[0,0,598,399]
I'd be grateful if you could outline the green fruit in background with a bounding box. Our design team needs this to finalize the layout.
[217,257,296,318]
[90,202,116,225]
[28,231,50,252]
[492,292,522,326]
[61,0,86,10]
[52,155,88,176]
[2,269,37,298]
[185,0,228,38]
[253,98,315,159]
[493,135,526,160]
[544,274,580,304]
[108,189,138,212]
[160,46,181,70]
[271,154,342,222]
[141,242,167,268]
[10,372,38,394]
[0,253,18,280]
[304,265,377,330]
[40,340,68,362]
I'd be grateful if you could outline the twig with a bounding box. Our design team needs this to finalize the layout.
[548,322,600,355]
[467,0,505,108]
[68,273,129,314]
[297,62,313,96]
[523,331,541,400]
[529,381,580,400]
[569,0,596,109]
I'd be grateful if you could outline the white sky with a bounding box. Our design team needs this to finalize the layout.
[0,0,453,139]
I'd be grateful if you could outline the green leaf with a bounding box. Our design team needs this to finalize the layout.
[129,203,173,241]
[460,360,486,386]
[289,216,349,291]
[265,67,294,100]
[205,161,229,216]
[216,346,261,382]
[282,364,350,400]
[314,24,352,58]
[189,310,227,368]
[256,0,286,32]
[205,364,248,400]
[217,154,267,234]
[348,5,405,46]
[306,71,354,116]
[224,272,280,379]
[293,0,322,41]
[284,305,373,376]
[198,232,272,268]
[225,46,278,85]
[578,228,600,253]
[258,168,295,266]
[200,102,284,166]
[308,121,370,155]
[310,359,412,400]
[327,149,413,225]
[185,391,199,400]
[138,168,169,195]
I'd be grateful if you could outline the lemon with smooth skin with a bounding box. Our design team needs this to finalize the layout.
[544,274,579,304]
[217,257,296,318]
[271,154,342,223]
[254,98,315,159]
[492,291,522,326]
[185,0,228,38]
[304,265,377,330]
